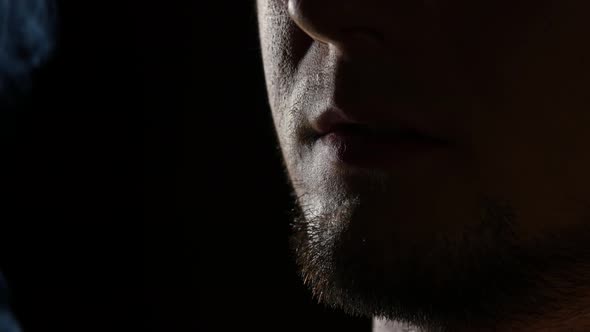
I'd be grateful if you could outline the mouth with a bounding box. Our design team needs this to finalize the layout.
[315,123,450,169]
[318,123,445,143]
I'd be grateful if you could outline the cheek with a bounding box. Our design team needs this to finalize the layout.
[258,1,315,167]
[468,106,590,239]
[453,2,590,235]
[258,0,313,101]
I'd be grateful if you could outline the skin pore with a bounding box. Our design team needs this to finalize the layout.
[256,1,590,331]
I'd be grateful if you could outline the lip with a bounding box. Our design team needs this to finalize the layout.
[309,105,453,168]
[311,107,441,140]
[318,129,448,169]
[312,106,451,170]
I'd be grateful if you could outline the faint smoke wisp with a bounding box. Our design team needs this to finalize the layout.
[0,0,57,93]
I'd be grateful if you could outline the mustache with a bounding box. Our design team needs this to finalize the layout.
[286,55,435,147]
[0,0,58,94]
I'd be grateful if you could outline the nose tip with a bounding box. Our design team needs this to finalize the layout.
[287,0,385,56]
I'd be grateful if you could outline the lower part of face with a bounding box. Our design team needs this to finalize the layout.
[258,1,590,330]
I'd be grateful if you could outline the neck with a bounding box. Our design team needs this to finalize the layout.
[373,318,424,332]
[373,314,590,332]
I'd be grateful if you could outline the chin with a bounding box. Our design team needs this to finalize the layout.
[288,194,547,331]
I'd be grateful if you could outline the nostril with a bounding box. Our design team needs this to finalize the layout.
[340,27,385,45]
[335,27,385,59]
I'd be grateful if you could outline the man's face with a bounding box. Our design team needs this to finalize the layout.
[257,1,590,330]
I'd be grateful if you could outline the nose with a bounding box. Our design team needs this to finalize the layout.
[287,0,428,57]
[287,0,386,55]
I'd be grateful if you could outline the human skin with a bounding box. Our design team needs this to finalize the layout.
[256,1,590,331]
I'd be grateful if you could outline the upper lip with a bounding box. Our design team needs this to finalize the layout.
[311,107,449,144]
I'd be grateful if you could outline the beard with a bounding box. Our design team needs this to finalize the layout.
[288,185,590,332]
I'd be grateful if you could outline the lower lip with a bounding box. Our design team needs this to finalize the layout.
[318,131,447,169]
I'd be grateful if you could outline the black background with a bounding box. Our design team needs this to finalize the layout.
[0,2,370,332]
